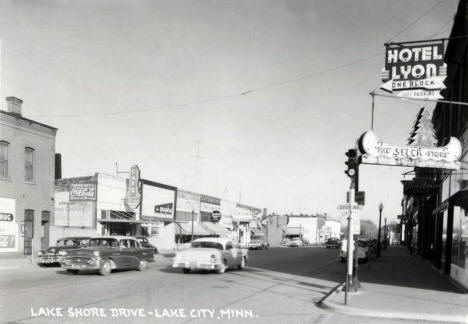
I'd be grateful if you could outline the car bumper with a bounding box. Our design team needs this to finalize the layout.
[172,262,220,270]
[248,244,262,249]
[37,255,61,264]
[61,258,102,271]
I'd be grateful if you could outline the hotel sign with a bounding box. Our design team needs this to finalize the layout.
[359,130,461,169]
[126,165,141,210]
[381,41,447,100]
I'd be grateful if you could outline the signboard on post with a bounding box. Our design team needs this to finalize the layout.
[126,165,141,210]
[380,41,447,100]
[359,130,461,170]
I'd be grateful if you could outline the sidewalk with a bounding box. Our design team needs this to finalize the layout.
[0,253,38,271]
[321,246,468,323]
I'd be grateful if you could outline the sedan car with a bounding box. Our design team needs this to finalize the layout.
[60,236,156,276]
[325,238,341,249]
[172,238,248,274]
[288,238,303,247]
[135,236,158,258]
[37,237,90,266]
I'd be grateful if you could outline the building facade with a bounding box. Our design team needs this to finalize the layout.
[53,172,262,250]
[404,0,468,290]
[0,97,57,255]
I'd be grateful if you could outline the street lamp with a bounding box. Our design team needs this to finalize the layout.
[377,203,383,257]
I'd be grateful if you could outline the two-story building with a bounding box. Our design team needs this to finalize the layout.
[0,97,57,255]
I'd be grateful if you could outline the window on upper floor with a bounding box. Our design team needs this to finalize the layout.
[25,147,34,182]
[0,141,8,177]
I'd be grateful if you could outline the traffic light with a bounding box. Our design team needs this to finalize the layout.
[344,149,358,180]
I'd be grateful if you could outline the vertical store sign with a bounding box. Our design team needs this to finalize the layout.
[126,165,141,210]
[380,41,447,100]
[0,198,18,252]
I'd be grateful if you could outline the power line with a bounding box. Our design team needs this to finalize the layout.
[386,0,447,43]
[29,53,382,119]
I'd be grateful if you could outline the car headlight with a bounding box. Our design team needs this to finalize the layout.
[210,254,217,263]
[93,251,100,257]
[58,250,68,256]
[37,251,43,257]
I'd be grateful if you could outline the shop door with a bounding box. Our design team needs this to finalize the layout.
[41,211,50,250]
[24,210,34,255]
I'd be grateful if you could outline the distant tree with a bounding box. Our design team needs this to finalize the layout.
[342,219,378,238]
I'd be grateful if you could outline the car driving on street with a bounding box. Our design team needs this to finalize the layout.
[37,237,90,266]
[325,237,341,249]
[172,237,248,274]
[60,236,156,276]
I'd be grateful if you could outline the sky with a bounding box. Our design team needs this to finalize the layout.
[0,0,459,224]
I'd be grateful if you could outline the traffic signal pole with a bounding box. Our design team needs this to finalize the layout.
[344,148,361,292]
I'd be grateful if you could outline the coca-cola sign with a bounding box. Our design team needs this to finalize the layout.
[69,183,96,201]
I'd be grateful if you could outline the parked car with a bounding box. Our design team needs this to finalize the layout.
[60,236,156,276]
[325,238,341,249]
[288,238,303,247]
[248,237,269,250]
[172,237,248,274]
[340,238,369,263]
[135,236,159,258]
[37,237,90,266]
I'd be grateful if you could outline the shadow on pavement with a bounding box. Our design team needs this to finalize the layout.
[248,246,462,293]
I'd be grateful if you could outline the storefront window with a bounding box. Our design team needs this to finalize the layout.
[452,207,462,267]
[460,209,468,269]
[441,210,448,269]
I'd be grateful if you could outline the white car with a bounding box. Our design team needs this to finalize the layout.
[172,238,248,274]
[288,238,303,247]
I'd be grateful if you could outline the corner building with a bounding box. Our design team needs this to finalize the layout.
[0,97,57,255]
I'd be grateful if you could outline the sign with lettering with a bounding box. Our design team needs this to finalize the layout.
[154,203,173,214]
[0,198,17,252]
[380,41,447,100]
[0,213,13,221]
[211,210,221,222]
[69,183,96,201]
[126,165,141,210]
[359,130,461,170]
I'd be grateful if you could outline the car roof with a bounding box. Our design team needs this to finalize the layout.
[91,236,137,240]
[192,237,232,244]
[58,237,91,240]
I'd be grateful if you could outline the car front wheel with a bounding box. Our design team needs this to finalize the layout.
[217,260,227,274]
[99,260,112,276]
[137,260,147,271]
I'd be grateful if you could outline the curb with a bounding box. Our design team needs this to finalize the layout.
[320,299,468,323]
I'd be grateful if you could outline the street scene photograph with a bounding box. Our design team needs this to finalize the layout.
[1,0,468,323]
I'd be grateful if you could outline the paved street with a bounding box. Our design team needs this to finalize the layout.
[0,246,441,324]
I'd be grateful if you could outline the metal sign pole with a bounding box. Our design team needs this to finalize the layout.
[345,190,354,305]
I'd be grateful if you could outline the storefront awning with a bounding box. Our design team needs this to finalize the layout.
[176,222,211,236]
[201,222,231,236]
[140,215,173,223]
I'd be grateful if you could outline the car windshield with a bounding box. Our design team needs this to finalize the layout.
[88,238,119,248]
[138,238,148,244]
[191,241,223,250]
[56,239,81,247]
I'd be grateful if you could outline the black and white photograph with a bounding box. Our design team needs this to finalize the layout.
[0,1,467,323]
